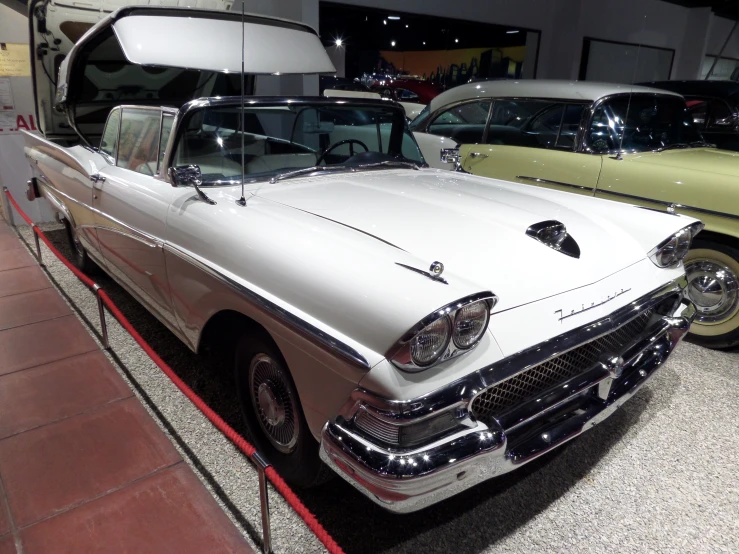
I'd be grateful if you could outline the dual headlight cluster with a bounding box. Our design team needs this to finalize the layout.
[390,294,496,371]
[648,222,704,268]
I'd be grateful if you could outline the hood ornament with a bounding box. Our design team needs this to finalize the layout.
[396,260,448,284]
[429,261,444,278]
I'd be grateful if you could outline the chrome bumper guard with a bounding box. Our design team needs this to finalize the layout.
[320,279,696,513]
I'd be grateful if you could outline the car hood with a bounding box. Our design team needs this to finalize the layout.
[628,147,739,176]
[254,169,693,312]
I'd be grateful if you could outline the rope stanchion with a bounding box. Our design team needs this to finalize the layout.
[4,189,345,554]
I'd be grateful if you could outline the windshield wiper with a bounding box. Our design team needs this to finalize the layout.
[355,160,422,171]
[270,165,352,183]
[269,160,421,183]
[656,141,707,152]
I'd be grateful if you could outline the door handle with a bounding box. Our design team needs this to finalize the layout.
[469,152,489,159]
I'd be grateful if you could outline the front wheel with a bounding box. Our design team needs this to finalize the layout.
[234,333,330,487]
[684,239,739,349]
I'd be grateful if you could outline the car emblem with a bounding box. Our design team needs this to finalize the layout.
[554,288,631,322]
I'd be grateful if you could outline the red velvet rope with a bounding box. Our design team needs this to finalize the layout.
[4,189,344,554]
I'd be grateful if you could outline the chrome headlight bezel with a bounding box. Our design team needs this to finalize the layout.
[648,222,704,268]
[389,292,497,372]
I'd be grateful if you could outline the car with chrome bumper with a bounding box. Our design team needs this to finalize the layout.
[24,4,700,512]
[411,80,739,349]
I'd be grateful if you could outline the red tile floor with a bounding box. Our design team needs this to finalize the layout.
[0,217,253,552]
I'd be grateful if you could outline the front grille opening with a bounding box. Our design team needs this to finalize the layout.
[470,308,656,422]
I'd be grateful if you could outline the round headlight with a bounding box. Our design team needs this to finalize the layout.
[410,317,451,366]
[453,301,490,349]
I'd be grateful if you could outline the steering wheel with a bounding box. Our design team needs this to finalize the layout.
[316,139,369,165]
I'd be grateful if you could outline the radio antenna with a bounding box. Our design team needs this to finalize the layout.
[237,0,247,206]
[615,13,647,161]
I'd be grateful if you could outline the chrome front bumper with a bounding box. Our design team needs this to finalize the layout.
[320,281,696,513]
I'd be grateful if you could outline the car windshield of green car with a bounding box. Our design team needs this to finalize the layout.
[588,95,709,154]
[172,102,425,185]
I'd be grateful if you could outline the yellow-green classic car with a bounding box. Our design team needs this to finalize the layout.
[411,80,739,348]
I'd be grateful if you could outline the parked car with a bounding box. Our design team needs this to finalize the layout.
[411,80,739,349]
[24,7,699,513]
[371,76,442,105]
[639,80,739,151]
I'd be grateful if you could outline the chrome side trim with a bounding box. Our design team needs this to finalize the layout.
[516,175,593,193]
[163,243,371,369]
[79,224,159,248]
[596,188,739,222]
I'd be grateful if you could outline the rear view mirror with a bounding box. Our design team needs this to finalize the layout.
[303,121,335,134]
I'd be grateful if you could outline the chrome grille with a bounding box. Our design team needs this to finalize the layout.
[471,309,654,422]
[355,407,399,445]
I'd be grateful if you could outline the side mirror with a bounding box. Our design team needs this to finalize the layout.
[440,148,460,165]
[169,164,202,188]
[167,164,216,205]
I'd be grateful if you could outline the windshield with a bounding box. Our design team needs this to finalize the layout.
[172,101,425,184]
[588,95,707,154]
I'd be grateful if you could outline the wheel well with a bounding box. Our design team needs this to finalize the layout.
[693,229,739,250]
[197,309,273,357]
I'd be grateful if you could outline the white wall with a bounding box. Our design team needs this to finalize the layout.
[0,4,55,223]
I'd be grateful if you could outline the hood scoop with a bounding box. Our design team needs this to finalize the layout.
[526,220,581,259]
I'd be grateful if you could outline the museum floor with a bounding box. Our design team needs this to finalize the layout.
[3,218,738,554]
[0,217,253,554]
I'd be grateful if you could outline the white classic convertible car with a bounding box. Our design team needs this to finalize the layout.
[22,5,700,512]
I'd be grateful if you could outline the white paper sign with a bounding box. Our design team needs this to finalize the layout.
[0,77,13,111]
[0,112,16,130]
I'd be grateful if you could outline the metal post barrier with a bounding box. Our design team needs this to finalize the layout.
[252,452,273,554]
[93,284,110,349]
[31,224,43,265]
[2,187,14,227]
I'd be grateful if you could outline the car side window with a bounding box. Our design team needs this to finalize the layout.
[485,100,583,150]
[427,101,491,143]
[100,109,121,162]
[117,108,163,175]
[707,99,734,129]
[685,98,708,129]
[157,113,175,173]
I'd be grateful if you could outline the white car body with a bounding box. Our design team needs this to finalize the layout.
[23,5,699,513]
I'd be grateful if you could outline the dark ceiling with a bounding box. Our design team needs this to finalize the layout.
[318,2,533,52]
[663,0,739,20]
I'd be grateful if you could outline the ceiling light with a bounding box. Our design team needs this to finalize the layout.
[388,15,400,20]
[423,41,426,45]
[391,40,396,47]
[455,38,459,43]
[507,30,520,34]
[383,19,387,25]
[335,38,343,46]
[405,24,409,28]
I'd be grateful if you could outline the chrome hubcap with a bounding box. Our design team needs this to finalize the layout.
[685,259,739,324]
[249,353,298,453]
[257,382,285,426]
